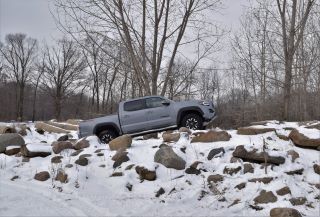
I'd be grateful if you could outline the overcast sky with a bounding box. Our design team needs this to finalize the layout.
[0,0,250,43]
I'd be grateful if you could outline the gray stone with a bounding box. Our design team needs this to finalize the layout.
[154,145,186,170]
[254,190,277,204]
[0,133,25,153]
[270,208,302,217]
[207,147,225,160]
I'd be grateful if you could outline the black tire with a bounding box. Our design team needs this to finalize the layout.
[98,129,117,144]
[181,113,203,130]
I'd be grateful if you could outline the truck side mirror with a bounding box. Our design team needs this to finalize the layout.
[162,100,170,106]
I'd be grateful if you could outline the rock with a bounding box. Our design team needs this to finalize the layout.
[112,149,129,168]
[79,154,92,159]
[191,130,231,143]
[52,141,73,154]
[155,187,165,197]
[5,147,21,156]
[162,132,180,142]
[237,127,275,135]
[55,170,68,183]
[57,135,69,141]
[135,166,156,181]
[0,133,25,153]
[287,150,299,162]
[11,175,19,181]
[18,129,27,136]
[111,172,123,177]
[223,166,241,175]
[109,135,132,151]
[207,147,225,160]
[0,125,16,134]
[289,197,307,206]
[35,122,70,134]
[235,182,246,190]
[230,157,242,163]
[51,156,63,164]
[285,168,304,175]
[154,145,186,170]
[73,139,90,150]
[75,157,88,166]
[97,153,104,157]
[143,133,158,140]
[243,163,254,174]
[207,174,224,183]
[178,127,192,134]
[125,164,135,170]
[126,183,133,191]
[276,133,290,141]
[190,161,202,169]
[180,146,187,153]
[289,129,320,149]
[270,208,302,217]
[36,129,45,135]
[21,144,51,158]
[70,149,83,156]
[185,167,201,175]
[254,190,277,204]
[249,177,273,184]
[34,171,50,181]
[232,145,285,165]
[65,164,73,168]
[276,186,291,196]
[313,164,320,175]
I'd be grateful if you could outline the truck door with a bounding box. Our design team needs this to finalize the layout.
[145,97,176,129]
[119,99,149,134]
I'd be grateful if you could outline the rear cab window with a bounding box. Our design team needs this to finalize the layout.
[123,99,146,111]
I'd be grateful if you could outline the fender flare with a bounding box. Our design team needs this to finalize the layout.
[176,107,204,125]
[93,122,121,136]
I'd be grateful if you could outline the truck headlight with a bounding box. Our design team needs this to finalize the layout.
[199,101,210,106]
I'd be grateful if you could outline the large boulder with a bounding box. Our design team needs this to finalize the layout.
[191,130,231,143]
[162,132,180,142]
[52,141,73,154]
[112,148,130,168]
[34,171,50,181]
[73,139,90,150]
[253,190,277,204]
[270,208,302,217]
[289,129,320,149]
[178,127,192,134]
[0,133,25,153]
[135,166,156,181]
[0,125,17,134]
[35,122,70,134]
[21,144,52,158]
[109,135,132,151]
[47,121,78,131]
[154,145,186,170]
[232,145,285,165]
[237,127,275,135]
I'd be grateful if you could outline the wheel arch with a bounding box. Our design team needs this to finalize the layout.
[177,107,204,126]
[94,123,121,137]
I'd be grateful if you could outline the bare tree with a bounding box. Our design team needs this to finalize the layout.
[54,0,223,96]
[42,39,86,120]
[0,33,37,121]
[276,0,315,120]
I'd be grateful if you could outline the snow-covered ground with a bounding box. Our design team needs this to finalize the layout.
[0,121,319,216]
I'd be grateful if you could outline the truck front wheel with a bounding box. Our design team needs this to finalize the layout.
[98,129,117,144]
[181,113,203,130]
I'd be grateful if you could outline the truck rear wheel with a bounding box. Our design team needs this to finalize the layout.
[181,113,203,130]
[98,129,117,144]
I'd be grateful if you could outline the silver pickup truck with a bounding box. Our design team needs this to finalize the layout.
[79,96,216,143]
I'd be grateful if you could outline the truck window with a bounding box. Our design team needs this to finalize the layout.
[123,99,146,111]
[146,97,165,108]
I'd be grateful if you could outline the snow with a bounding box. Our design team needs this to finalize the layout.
[0,121,319,216]
[26,144,52,153]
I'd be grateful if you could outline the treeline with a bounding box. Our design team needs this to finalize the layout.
[0,0,319,128]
